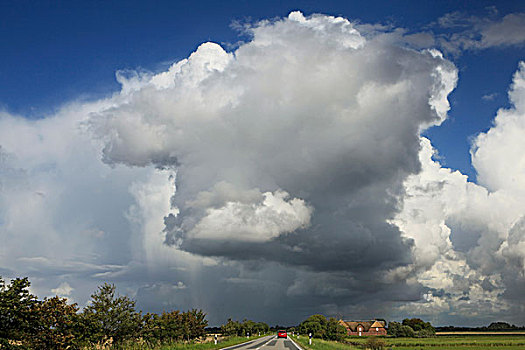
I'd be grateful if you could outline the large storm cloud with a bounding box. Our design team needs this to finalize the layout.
[1,11,524,326]
[92,12,456,279]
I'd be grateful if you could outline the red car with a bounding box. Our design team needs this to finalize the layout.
[277,330,287,338]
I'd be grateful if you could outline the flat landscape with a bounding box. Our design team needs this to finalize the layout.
[292,334,525,350]
[436,332,525,335]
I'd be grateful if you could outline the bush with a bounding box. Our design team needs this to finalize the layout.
[416,328,436,338]
[220,318,267,337]
[221,318,241,336]
[387,321,415,337]
[402,318,435,333]
[365,336,386,350]
[388,319,435,338]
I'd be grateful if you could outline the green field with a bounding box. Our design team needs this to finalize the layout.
[294,336,358,349]
[292,334,525,350]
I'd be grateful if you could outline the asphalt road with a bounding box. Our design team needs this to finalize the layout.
[222,335,303,350]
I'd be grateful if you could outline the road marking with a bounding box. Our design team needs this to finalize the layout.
[255,335,277,349]
[286,336,304,350]
[219,338,258,350]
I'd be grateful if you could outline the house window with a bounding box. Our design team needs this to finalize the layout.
[376,327,379,331]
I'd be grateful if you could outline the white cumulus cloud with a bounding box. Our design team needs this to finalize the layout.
[189,190,312,242]
[392,62,525,323]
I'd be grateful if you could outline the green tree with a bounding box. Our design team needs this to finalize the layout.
[326,317,346,341]
[402,318,435,336]
[241,319,257,336]
[388,321,415,337]
[299,314,328,339]
[181,309,208,340]
[141,312,162,346]
[255,322,269,335]
[221,318,241,336]
[30,296,81,350]
[487,322,514,330]
[160,310,184,341]
[0,277,39,349]
[81,283,141,345]
[142,310,185,345]
[402,318,434,332]
[416,328,436,337]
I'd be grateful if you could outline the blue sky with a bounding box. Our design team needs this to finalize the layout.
[1,1,525,326]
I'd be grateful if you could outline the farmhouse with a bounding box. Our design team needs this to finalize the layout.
[339,320,387,336]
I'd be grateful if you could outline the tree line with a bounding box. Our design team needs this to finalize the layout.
[288,315,436,339]
[220,318,270,337]
[437,321,525,332]
[387,318,436,337]
[0,277,208,349]
[294,314,348,341]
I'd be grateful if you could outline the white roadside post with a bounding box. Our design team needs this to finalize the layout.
[214,334,218,345]
[309,332,312,345]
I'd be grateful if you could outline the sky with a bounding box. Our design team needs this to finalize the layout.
[1,0,524,327]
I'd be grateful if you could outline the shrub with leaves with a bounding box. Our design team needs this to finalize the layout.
[30,296,81,350]
[326,317,347,341]
[221,318,241,336]
[142,310,186,345]
[402,318,435,333]
[299,314,328,339]
[387,321,415,337]
[181,309,208,340]
[365,336,386,350]
[81,283,141,345]
[415,327,436,338]
[255,321,270,335]
[0,277,39,349]
[297,315,346,341]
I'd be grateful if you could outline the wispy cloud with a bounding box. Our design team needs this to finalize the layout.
[482,93,498,101]
[435,11,525,54]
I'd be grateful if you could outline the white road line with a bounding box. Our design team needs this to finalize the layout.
[287,336,304,350]
[255,335,277,349]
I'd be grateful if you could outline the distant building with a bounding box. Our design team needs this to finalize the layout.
[339,320,387,336]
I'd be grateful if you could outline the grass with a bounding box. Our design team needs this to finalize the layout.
[84,335,267,350]
[347,334,525,349]
[293,336,359,349]
[290,334,525,350]
[161,336,265,349]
